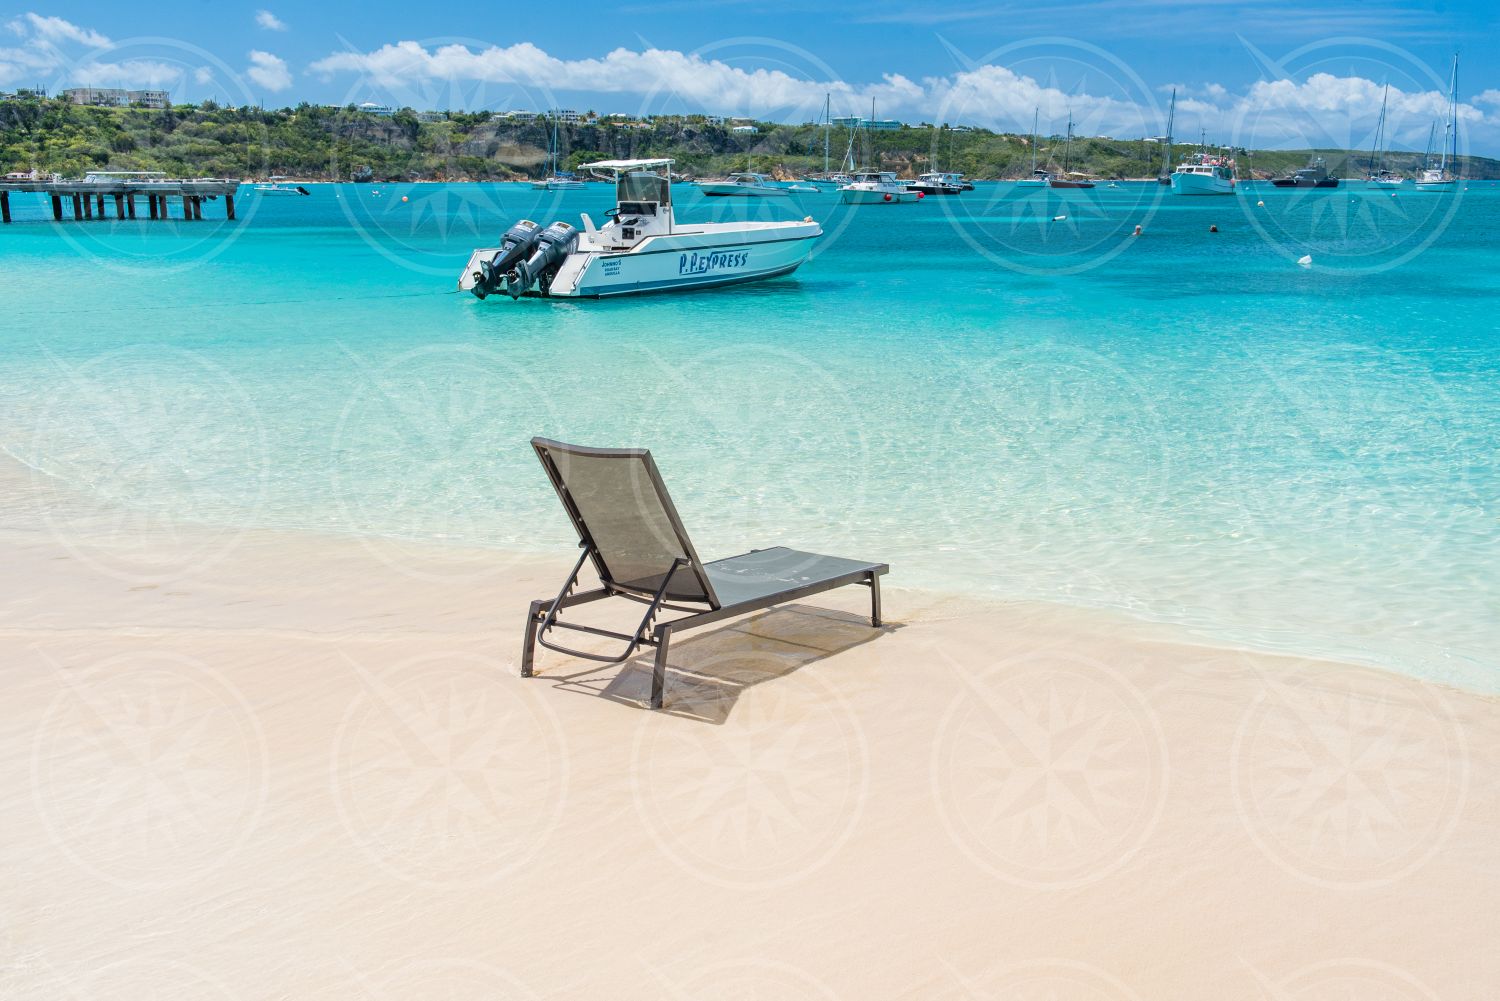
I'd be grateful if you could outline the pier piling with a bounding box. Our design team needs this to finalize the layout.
[1,175,240,229]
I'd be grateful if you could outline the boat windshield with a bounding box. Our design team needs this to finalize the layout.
[617,171,671,209]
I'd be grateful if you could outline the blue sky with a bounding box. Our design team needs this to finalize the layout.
[4,2,1498,153]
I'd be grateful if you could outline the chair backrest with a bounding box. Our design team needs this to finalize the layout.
[532,438,719,606]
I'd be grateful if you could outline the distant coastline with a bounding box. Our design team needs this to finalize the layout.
[4,96,1497,184]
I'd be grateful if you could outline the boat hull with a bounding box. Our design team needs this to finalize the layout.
[840,187,919,204]
[1367,177,1405,188]
[696,182,789,197]
[457,222,822,299]
[531,180,584,190]
[1270,178,1339,188]
[1170,172,1235,195]
[1048,179,1095,189]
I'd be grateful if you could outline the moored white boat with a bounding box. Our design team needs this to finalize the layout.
[907,171,965,195]
[695,173,790,197]
[839,171,920,204]
[251,175,310,195]
[1416,55,1461,192]
[1170,148,1236,195]
[1365,85,1404,188]
[460,158,821,299]
[531,112,585,190]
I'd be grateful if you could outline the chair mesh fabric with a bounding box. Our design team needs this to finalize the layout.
[546,448,710,602]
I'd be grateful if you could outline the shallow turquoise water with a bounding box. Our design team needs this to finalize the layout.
[1,180,1496,688]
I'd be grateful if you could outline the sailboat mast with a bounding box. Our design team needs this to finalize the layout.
[1030,108,1038,173]
[1370,84,1387,174]
[1162,88,1176,175]
[823,93,830,174]
[1063,109,1073,174]
[1448,55,1459,176]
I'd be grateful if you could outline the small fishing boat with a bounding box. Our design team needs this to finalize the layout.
[1049,112,1096,189]
[839,171,920,204]
[1271,156,1339,189]
[695,172,790,197]
[251,175,310,195]
[532,113,585,190]
[1366,84,1404,188]
[907,171,965,195]
[1170,134,1236,195]
[460,158,821,300]
[1416,56,1459,191]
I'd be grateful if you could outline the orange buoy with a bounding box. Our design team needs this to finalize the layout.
[916,191,925,199]
[401,195,409,202]
[883,193,892,202]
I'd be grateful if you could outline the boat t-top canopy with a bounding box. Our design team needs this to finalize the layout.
[581,158,675,177]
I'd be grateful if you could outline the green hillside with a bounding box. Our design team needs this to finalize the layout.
[2,96,1495,182]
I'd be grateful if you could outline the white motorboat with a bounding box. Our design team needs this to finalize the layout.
[251,175,309,195]
[1170,138,1237,195]
[460,159,821,299]
[695,172,790,197]
[1416,55,1460,191]
[1015,169,1052,187]
[907,171,965,195]
[839,171,920,204]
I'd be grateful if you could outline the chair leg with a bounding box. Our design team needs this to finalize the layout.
[521,600,544,677]
[650,626,672,709]
[869,573,882,628]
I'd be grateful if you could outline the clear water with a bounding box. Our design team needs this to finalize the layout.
[1,180,1496,689]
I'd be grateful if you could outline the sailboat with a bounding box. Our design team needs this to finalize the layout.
[1366,84,1404,187]
[1048,110,1095,188]
[532,112,584,190]
[1016,108,1051,186]
[1157,88,1176,185]
[1416,55,1459,191]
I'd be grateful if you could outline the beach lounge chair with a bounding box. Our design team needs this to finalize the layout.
[522,437,889,709]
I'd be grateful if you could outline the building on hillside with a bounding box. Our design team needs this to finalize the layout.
[505,110,539,121]
[732,124,759,134]
[831,116,903,130]
[551,108,581,123]
[358,102,395,116]
[703,115,725,125]
[62,88,168,108]
[417,111,445,122]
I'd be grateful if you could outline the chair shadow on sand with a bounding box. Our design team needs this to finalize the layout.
[540,603,901,725]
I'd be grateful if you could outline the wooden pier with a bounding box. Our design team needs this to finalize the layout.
[0,173,240,225]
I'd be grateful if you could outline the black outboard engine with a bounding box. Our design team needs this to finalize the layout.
[505,221,578,299]
[471,219,542,299]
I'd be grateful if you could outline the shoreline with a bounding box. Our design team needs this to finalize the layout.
[3,487,1497,998]
[2,440,1492,699]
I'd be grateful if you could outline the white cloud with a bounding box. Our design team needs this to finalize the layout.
[0,12,112,86]
[247,50,291,91]
[255,10,287,32]
[74,58,183,88]
[180,35,1500,151]
[194,65,215,85]
[8,12,109,48]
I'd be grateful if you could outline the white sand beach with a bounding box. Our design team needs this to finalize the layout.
[2,476,1497,1001]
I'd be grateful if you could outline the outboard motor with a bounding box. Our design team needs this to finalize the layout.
[471,219,542,299]
[505,221,578,300]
